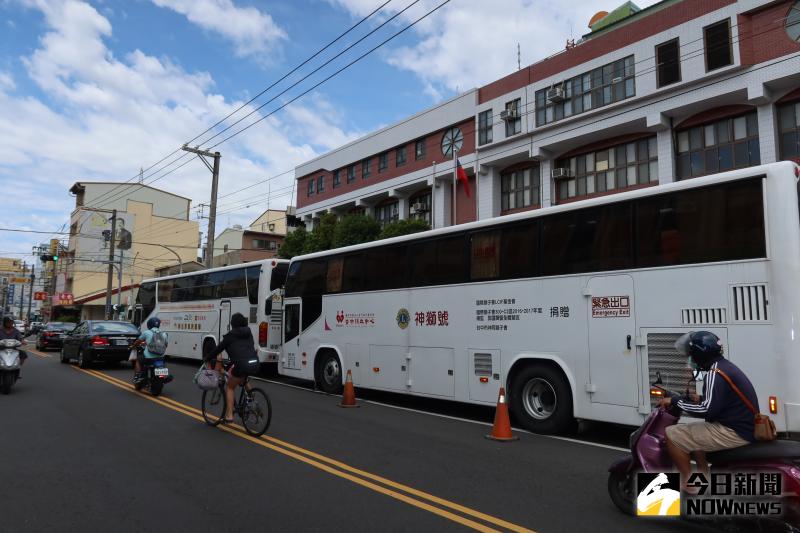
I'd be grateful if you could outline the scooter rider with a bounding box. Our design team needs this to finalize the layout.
[0,317,27,365]
[658,331,758,491]
[132,317,167,383]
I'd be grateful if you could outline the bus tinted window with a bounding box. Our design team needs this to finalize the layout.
[157,279,173,303]
[246,265,260,304]
[136,282,156,325]
[542,204,632,275]
[500,222,539,280]
[410,236,466,286]
[364,246,407,290]
[171,276,196,302]
[341,254,364,292]
[221,268,247,299]
[471,230,500,281]
[636,178,765,267]
[326,258,343,293]
[270,262,289,291]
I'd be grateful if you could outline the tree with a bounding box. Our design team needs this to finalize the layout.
[332,214,381,248]
[303,213,338,254]
[277,226,307,259]
[379,218,430,240]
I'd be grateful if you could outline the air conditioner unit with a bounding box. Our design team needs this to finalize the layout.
[500,108,519,121]
[547,85,565,103]
[286,205,296,216]
[551,168,573,179]
[411,202,429,213]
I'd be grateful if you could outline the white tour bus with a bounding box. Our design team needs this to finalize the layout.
[132,259,289,363]
[280,161,800,434]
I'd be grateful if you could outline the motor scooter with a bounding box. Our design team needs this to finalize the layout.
[608,373,800,531]
[0,338,22,394]
[133,346,172,397]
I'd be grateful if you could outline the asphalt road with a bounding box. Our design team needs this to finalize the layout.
[2,344,713,533]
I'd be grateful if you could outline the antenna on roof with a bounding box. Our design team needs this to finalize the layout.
[138,167,143,184]
[517,43,521,70]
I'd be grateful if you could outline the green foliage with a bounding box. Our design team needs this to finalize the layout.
[277,226,307,259]
[332,214,381,248]
[302,213,338,254]
[379,218,430,240]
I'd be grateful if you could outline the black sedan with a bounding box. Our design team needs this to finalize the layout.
[60,321,141,368]
[35,322,75,351]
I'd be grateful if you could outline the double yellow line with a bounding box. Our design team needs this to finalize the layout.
[73,366,536,533]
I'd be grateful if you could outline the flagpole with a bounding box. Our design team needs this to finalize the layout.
[431,160,436,229]
[452,147,458,226]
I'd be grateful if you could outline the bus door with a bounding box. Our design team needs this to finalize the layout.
[267,290,283,351]
[586,274,638,407]
[282,297,301,370]
[219,300,232,338]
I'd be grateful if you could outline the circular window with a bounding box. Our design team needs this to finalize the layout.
[787,1,800,42]
[441,127,463,157]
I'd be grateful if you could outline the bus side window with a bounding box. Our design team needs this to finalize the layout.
[265,297,273,316]
[341,254,364,292]
[470,230,500,281]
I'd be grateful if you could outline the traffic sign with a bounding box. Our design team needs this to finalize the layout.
[10,277,30,284]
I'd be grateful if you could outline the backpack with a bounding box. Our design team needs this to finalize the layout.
[147,329,168,356]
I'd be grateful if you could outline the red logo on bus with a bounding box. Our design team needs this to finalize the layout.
[336,310,345,323]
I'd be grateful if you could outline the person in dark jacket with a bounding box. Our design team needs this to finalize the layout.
[204,313,259,423]
[0,317,27,364]
[658,331,758,491]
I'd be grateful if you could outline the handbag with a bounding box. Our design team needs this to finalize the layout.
[714,368,777,441]
[193,363,220,391]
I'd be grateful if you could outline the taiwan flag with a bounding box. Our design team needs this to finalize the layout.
[456,158,472,198]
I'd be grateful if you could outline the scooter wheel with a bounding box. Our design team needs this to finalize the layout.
[608,470,636,516]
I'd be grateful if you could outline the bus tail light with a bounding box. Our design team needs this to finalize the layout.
[650,388,664,398]
[258,322,268,347]
[91,336,109,346]
[769,396,778,414]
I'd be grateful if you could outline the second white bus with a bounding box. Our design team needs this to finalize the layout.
[132,259,289,363]
[279,162,800,435]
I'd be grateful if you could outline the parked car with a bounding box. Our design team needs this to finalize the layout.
[35,322,75,351]
[60,320,141,368]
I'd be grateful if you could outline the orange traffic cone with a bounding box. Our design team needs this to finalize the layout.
[339,369,359,408]
[485,387,518,441]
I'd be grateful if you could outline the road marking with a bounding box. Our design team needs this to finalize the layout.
[257,378,629,453]
[28,348,50,358]
[73,366,535,533]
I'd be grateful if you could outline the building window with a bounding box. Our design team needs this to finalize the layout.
[778,101,800,161]
[362,158,371,179]
[375,201,399,227]
[504,99,522,137]
[347,165,356,183]
[268,223,275,231]
[656,39,680,88]
[676,112,759,180]
[307,180,314,196]
[331,171,340,189]
[478,109,493,145]
[396,145,407,166]
[409,191,432,225]
[535,55,635,126]
[378,152,388,172]
[415,139,426,160]
[317,175,325,193]
[555,137,658,201]
[500,167,540,212]
[252,238,276,250]
[704,19,732,72]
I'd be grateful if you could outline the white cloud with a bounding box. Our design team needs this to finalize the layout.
[151,0,286,60]
[330,0,660,96]
[0,0,356,255]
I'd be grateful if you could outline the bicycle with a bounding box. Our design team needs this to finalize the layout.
[201,361,272,437]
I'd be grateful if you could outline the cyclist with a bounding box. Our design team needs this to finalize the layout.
[133,317,168,384]
[203,313,259,423]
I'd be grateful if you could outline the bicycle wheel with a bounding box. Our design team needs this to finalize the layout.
[201,386,226,426]
[241,387,272,437]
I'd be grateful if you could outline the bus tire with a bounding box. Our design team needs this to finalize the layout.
[315,350,343,395]
[509,363,574,435]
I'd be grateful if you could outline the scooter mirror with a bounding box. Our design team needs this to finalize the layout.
[654,371,663,385]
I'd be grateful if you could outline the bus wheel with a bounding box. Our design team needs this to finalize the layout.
[316,351,343,395]
[509,363,574,435]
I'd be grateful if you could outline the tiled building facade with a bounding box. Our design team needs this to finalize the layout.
[295,0,800,229]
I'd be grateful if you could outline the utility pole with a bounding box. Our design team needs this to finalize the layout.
[116,249,124,319]
[104,210,117,319]
[18,262,26,319]
[26,271,35,322]
[182,145,221,268]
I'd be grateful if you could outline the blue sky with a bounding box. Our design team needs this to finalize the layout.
[0,0,657,260]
